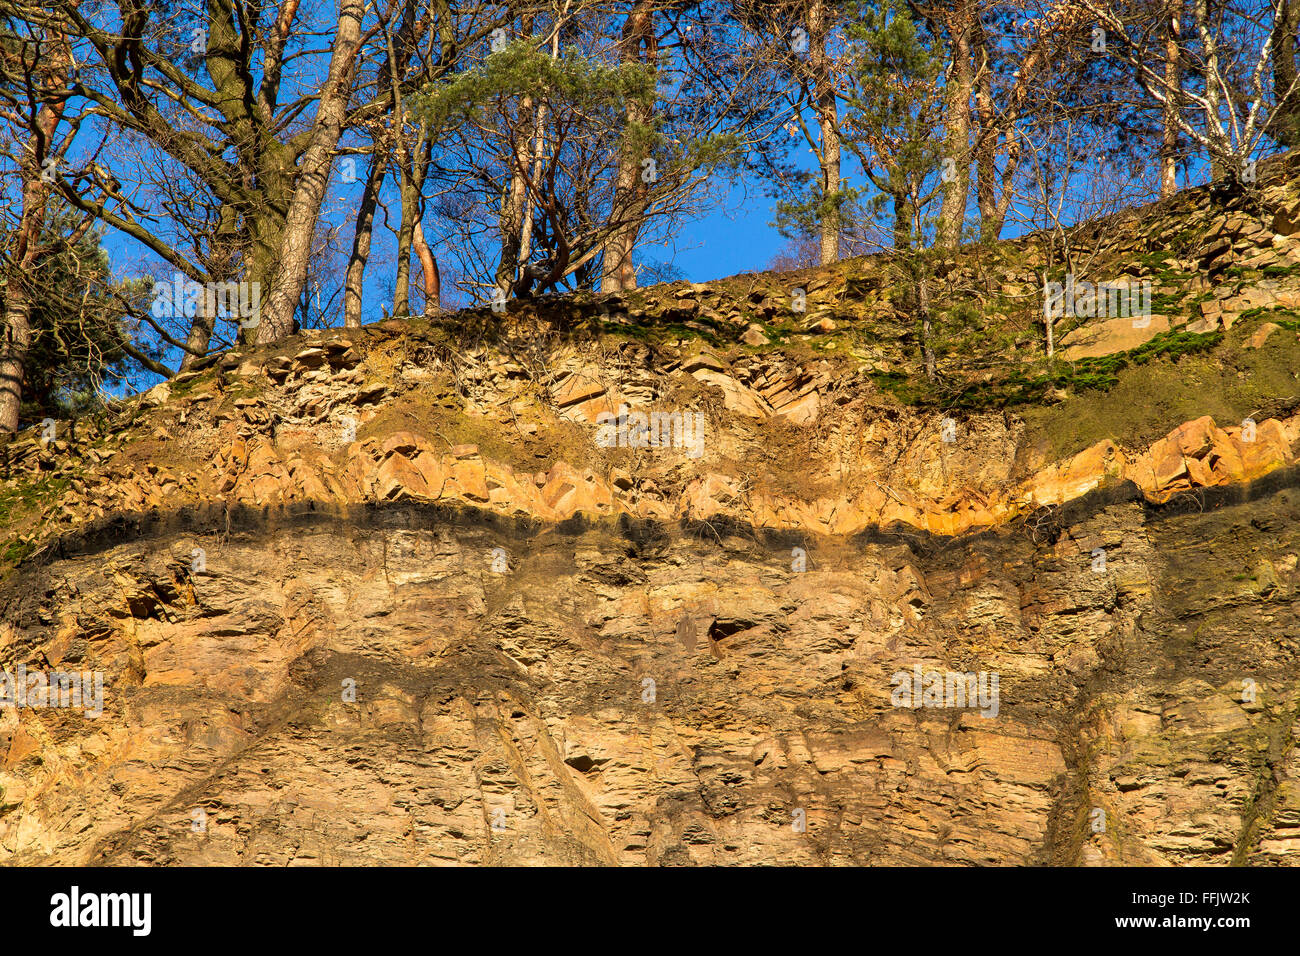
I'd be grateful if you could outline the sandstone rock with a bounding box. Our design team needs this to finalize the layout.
[356,383,387,405]
[1058,314,1171,360]
[680,352,725,374]
[771,390,819,425]
[293,347,328,368]
[689,369,770,418]
[449,458,489,502]
[7,190,1300,867]
[140,382,171,408]
[552,370,607,408]
[375,453,431,500]
[1247,322,1283,349]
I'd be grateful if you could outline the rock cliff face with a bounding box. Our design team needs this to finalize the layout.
[4,162,1300,866]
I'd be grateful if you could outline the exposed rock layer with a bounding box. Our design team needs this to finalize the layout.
[3,476,1299,865]
[4,165,1300,865]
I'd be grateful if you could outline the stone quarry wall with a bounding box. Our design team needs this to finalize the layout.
[3,161,1300,865]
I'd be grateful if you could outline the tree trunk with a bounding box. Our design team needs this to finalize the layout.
[1160,1,1182,197]
[244,151,293,306]
[891,190,912,252]
[413,217,440,315]
[344,144,388,328]
[393,171,416,319]
[917,272,936,381]
[519,98,549,268]
[1043,266,1055,359]
[392,127,432,319]
[179,297,215,371]
[206,3,296,321]
[973,21,997,238]
[258,0,364,343]
[381,2,432,321]
[496,100,532,299]
[1194,0,1227,179]
[185,204,240,359]
[1,40,69,433]
[601,1,656,291]
[1271,0,1300,149]
[0,285,33,435]
[937,1,974,248]
[809,0,841,265]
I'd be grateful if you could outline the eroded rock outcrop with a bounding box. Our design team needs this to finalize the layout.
[4,160,1300,866]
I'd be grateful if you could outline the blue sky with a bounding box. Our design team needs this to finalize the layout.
[643,182,789,283]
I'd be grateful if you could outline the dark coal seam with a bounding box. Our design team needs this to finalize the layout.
[13,463,1300,573]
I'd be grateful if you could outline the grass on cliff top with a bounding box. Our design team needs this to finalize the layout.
[0,473,71,574]
[869,328,1226,411]
[1019,324,1300,462]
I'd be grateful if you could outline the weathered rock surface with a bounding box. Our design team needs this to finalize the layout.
[4,159,1300,866]
[3,478,1299,866]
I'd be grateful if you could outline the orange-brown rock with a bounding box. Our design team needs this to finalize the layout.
[6,165,1300,866]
